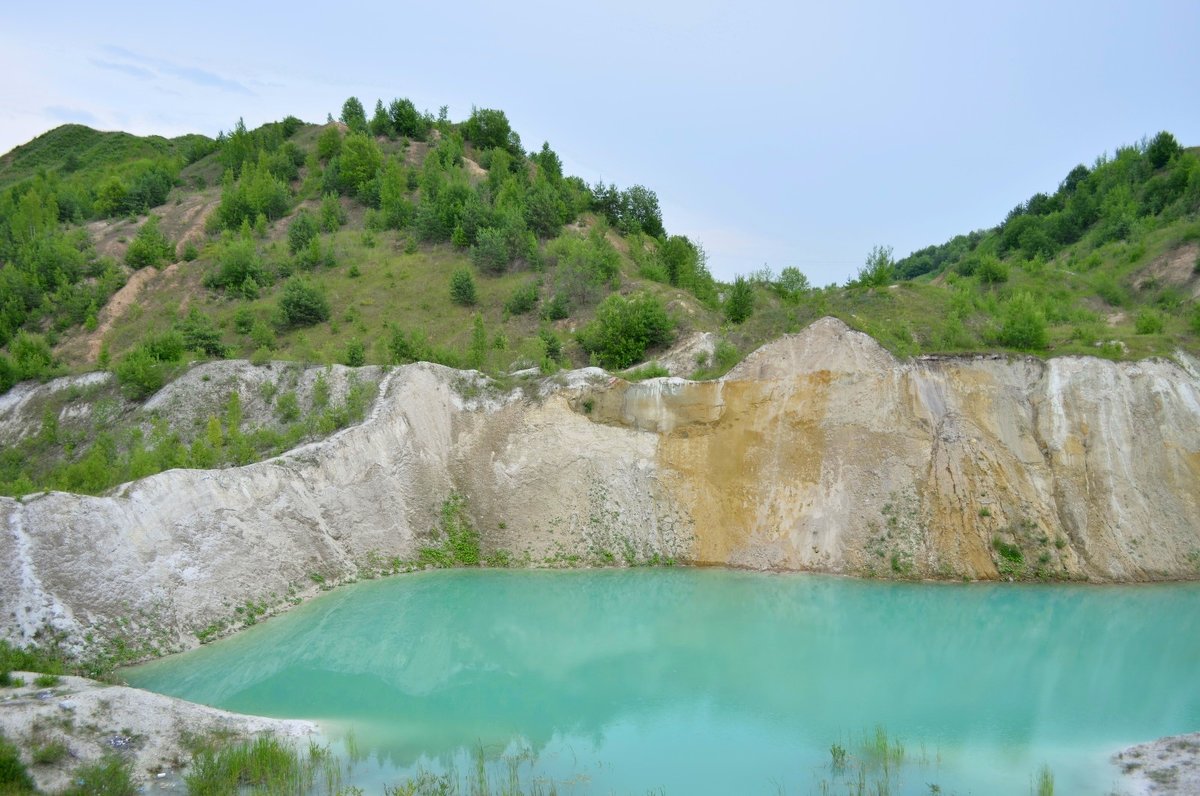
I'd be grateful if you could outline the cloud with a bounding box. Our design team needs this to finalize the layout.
[90,58,154,80]
[43,105,99,125]
[100,45,253,96]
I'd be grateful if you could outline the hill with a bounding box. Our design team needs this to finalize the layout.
[0,96,1198,496]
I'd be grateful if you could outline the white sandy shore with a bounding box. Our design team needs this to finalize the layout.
[0,672,316,792]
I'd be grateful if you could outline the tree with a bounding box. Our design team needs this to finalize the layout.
[578,292,673,369]
[277,278,330,327]
[776,267,810,297]
[340,97,367,133]
[724,276,755,323]
[1146,131,1181,169]
[622,185,665,237]
[337,133,383,197]
[449,268,477,306]
[388,98,430,140]
[463,107,520,155]
[369,100,392,138]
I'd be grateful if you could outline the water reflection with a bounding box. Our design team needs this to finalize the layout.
[124,570,1200,792]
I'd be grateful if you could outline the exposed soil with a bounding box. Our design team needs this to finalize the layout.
[1133,242,1200,298]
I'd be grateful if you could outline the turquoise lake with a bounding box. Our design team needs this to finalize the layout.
[122,569,1200,794]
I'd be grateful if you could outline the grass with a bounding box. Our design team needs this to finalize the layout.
[59,753,136,796]
[0,733,35,795]
[418,492,485,567]
[184,735,338,796]
[30,738,69,765]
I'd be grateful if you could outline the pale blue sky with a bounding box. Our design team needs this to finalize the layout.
[2,1,1197,284]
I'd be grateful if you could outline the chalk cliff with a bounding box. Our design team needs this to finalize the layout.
[3,318,1198,653]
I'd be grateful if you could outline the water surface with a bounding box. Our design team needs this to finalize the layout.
[123,569,1200,794]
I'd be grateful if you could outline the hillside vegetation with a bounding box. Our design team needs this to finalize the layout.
[0,96,1198,496]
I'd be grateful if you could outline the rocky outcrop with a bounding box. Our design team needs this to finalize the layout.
[2,318,1198,652]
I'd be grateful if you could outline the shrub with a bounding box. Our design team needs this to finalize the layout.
[471,227,511,274]
[180,240,199,261]
[449,268,478,306]
[505,281,539,315]
[1135,308,1165,334]
[724,276,755,324]
[277,279,330,328]
[205,237,266,298]
[115,346,167,398]
[233,307,255,334]
[579,292,674,369]
[316,126,342,161]
[343,339,366,366]
[976,255,1009,284]
[997,292,1048,351]
[126,215,174,268]
[287,210,319,254]
[177,309,228,357]
[852,245,894,287]
[10,332,55,381]
[319,193,347,232]
[0,733,34,794]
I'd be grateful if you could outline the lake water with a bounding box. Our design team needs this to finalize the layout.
[122,569,1200,794]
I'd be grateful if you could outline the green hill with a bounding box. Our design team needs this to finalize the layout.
[0,97,1198,497]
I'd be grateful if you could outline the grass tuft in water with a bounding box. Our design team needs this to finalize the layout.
[1033,764,1054,795]
[184,734,345,796]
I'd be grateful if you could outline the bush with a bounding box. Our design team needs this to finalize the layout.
[471,227,511,274]
[115,346,167,398]
[277,279,330,328]
[126,215,174,268]
[1135,308,1165,334]
[177,309,228,357]
[0,733,34,794]
[997,292,1048,350]
[205,236,266,298]
[505,281,539,315]
[449,268,477,306]
[852,245,894,287]
[287,210,319,254]
[579,292,674,369]
[723,276,755,324]
[319,193,346,232]
[10,333,55,381]
[976,255,1009,284]
[343,339,366,366]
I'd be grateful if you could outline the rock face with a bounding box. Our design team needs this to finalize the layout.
[2,317,1199,652]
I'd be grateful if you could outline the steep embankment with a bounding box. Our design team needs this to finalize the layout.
[2,318,1198,654]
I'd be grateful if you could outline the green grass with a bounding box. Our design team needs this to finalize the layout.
[0,733,35,795]
[59,753,136,796]
[184,735,347,796]
[30,738,69,765]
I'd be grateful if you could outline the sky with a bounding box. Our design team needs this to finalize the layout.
[2,0,1198,285]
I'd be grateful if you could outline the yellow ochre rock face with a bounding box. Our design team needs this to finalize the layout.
[1,317,1198,652]
[577,318,1200,581]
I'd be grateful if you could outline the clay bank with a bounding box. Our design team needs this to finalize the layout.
[2,317,1199,657]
